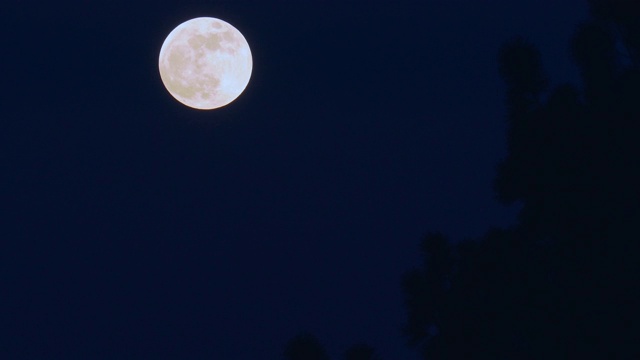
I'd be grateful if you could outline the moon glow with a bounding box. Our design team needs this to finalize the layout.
[159,17,252,110]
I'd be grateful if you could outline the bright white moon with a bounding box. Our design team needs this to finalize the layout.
[159,17,252,110]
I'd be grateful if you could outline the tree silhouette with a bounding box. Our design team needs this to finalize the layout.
[402,233,453,349]
[284,333,330,360]
[403,1,640,358]
[344,343,381,360]
[588,0,640,66]
[282,333,382,360]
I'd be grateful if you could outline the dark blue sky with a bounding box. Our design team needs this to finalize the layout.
[2,1,588,359]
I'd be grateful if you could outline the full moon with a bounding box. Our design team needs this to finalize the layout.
[158,17,252,110]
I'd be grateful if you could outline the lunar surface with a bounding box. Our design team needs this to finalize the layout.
[158,17,252,110]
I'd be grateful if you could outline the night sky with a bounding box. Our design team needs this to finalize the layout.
[3,1,588,358]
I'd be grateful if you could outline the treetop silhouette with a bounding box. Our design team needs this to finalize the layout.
[403,1,640,358]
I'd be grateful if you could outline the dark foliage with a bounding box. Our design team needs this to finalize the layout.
[588,0,640,65]
[283,334,382,360]
[344,344,381,360]
[284,333,330,360]
[403,1,640,358]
